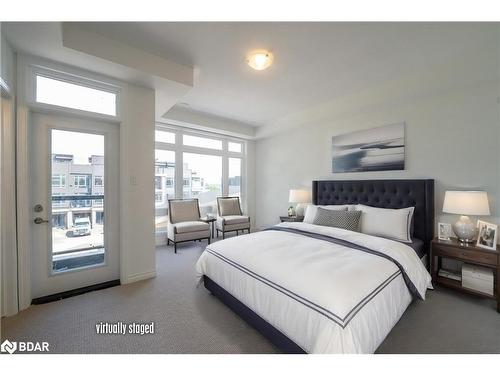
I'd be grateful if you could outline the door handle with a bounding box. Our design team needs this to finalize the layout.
[34,217,49,224]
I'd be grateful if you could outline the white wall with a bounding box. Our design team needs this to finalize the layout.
[245,140,256,228]
[120,83,157,284]
[1,32,18,318]
[255,41,500,237]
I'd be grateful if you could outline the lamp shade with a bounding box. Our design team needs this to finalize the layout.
[442,191,490,216]
[289,189,310,203]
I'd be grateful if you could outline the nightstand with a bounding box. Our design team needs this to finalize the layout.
[279,216,304,223]
[431,237,499,312]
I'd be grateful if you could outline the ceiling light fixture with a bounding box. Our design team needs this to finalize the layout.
[246,50,274,71]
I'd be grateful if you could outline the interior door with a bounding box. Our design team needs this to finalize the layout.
[30,112,119,299]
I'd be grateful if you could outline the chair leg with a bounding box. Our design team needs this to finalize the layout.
[208,236,211,245]
[167,238,170,245]
[174,242,177,254]
[236,230,239,236]
[248,228,251,234]
[222,231,225,239]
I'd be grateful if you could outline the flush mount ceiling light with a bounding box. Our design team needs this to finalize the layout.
[246,50,274,71]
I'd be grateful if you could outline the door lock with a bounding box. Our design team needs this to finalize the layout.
[34,217,49,224]
[34,204,44,212]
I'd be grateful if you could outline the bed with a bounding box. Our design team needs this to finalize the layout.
[196,179,434,353]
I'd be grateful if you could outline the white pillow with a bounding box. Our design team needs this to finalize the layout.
[303,204,350,224]
[355,204,415,243]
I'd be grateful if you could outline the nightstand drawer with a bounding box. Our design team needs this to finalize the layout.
[436,246,498,266]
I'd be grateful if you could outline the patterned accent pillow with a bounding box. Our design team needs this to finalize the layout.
[312,207,361,232]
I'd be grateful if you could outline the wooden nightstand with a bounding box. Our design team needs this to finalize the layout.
[279,216,304,223]
[431,238,499,312]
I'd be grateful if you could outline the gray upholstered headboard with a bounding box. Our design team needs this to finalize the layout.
[312,179,434,253]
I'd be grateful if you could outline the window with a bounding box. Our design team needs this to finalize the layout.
[155,150,175,234]
[72,175,88,188]
[155,176,162,190]
[50,130,105,273]
[183,152,222,216]
[228,142,242,153]
[93,199,103,206]
[228,158,242,198]
[154,126,246,242]
[183,134,222,150]
[155,130,175,144]
[94,176,103,186]
[36,75,117,116]
[52,174,66,188]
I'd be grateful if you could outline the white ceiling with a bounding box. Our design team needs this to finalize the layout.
[3,22,498,128]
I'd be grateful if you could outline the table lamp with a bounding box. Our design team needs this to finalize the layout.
[442,190,490,243]
[289,189,311,217]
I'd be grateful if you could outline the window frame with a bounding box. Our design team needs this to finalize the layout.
[24,61,122,122]
[94,176,104,187]
[52,174,66,188]
[154,123,247,213]
[72,174,88,188]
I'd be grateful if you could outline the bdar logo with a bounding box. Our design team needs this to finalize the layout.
[1,340,17,354]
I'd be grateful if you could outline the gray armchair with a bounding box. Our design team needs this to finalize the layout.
[167,199,210,253]
[216,197,251,239]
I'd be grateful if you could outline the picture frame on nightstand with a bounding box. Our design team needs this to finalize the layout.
[476,220,498,251]
[438,222,452,241]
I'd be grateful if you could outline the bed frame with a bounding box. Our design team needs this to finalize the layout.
[312,179,435,256]
[204,179,434,354]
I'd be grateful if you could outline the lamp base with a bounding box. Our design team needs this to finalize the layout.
[295,203,307,217]
[452,215,478,243]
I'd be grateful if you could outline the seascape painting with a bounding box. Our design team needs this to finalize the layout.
[332,123,405,173]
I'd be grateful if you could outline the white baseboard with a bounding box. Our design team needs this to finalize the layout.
[121,270,157,284]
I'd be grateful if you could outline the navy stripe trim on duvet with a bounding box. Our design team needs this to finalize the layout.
[205,248,401,329]
[263,226,421,300]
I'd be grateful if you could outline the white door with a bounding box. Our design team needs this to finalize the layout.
[30,112,119,299]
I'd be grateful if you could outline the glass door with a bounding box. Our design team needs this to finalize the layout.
[30,113,119,299]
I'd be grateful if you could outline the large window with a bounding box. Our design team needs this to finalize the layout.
[154,126,246,242]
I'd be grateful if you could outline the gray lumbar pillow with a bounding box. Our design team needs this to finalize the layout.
[312,207,361,232]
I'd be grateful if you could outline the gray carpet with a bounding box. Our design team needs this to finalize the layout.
[2,237,499,354]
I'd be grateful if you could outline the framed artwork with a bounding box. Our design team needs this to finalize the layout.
[476,220,498,250]
[332,122,405,173]
[438,222,452,241]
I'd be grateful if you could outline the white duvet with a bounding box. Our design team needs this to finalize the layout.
[195,222,432,354]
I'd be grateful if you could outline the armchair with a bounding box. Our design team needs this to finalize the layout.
[167,199,210,253]
[216,197,251,239]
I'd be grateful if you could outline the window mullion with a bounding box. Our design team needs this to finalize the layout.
[220,140,227,198]
[173,131,182,199]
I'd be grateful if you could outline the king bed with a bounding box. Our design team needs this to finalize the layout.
[196,179,434,353]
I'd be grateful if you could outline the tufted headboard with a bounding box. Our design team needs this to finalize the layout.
[312,179,434,253]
